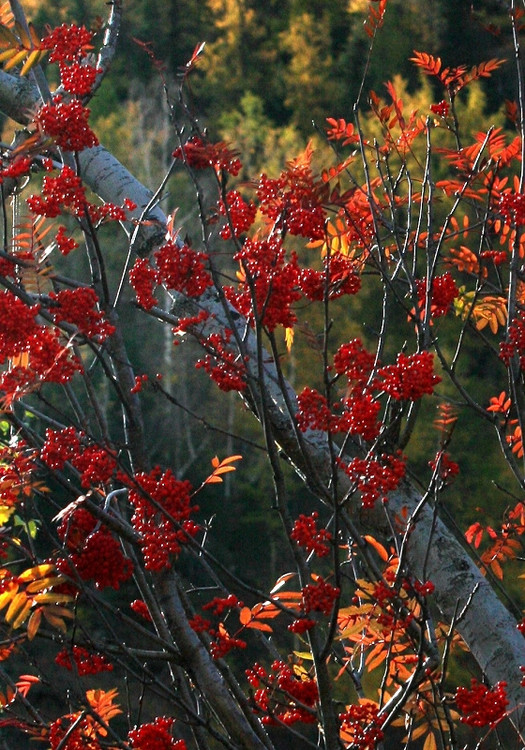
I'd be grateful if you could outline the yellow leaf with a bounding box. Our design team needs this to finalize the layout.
[293,650,313,660]
[285,327,294,352]
[0,584,17,611]
[3,48,29,71]
[20,48,46,76]
[0,504,15,523]
[32,592,74,604]
[18,564,55,582]
[25,576,65,594]
[5,591,28,624]
[26,608,42,640]
[11,599,32,629]
[41,610,67,632]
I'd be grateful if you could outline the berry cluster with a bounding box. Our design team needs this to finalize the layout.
[301,576,340,616]
[50,287,115,342]
[72,445,117,488]
[338,453,406,508]
[290,512,332,557]
[246,660,319,725]
[333,338,376,383]
[129,257,160,310]
[128,716,186,750]
[339,701,384,749]
[57,507,133,590]
[377,351,441,401]
[500,311,525,370]
[429,450,460,483]
[59,61,101,96]
[209,625,247,659]
[55,225,78,256]
[227,236,301,331]
[27,165,86,218]
[218,189,257,239]
[256,157,326,240]
[130,599,153,621]
[0,155,32,182]
[126,468,199,570]
[0,290,39,362]
[55,645,113,675]
[41,23,94,63]
[287,617,316,633]
[202,593,243,615]
[499,191,525,226]
[35,96,98,152]
[455,679,508,727]
[298,253,361,301]
[430,100,450,118]
[173,136,242,176]
[195,329,248,392]
[416,272,459,318]
[41,427,80,469]
[155,240,213,297]
[48,713,99,750]
[295,387,381,442]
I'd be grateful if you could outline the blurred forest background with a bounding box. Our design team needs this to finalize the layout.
[7,0,523,640]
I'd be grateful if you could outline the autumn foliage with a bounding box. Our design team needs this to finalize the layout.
[0,2,523,749]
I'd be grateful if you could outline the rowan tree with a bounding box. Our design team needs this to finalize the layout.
[0,1,523,749]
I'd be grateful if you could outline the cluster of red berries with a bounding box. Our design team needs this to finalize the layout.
[290,512,332,557]
[155,240,213,298]
[173,136,242,176]
[48,713,98,750]
[0,155,32,182]
[59,61,100,96]
[40,427,80,469]
[0,290,39,362]
[50,287,115,342]
[55,225,78,255]
[130,599,153,621]
[301,576,340,616]
[256,164,326,241]
[41,23,94,63]
[209,625,247,659]
[202,593,243,615]
[429,450,460,483]
[455,679,508,727]
[218,189,257,239]
[377,351,441,401]
[500,311,525,370]
[189,594,247,659]
[227,235,301,331]
[27,165,86,218]
[195,330,248,392]
[287,617,316,633]
[295,387,381,442]
[72,445,117,488]
[298,253,361,301]
[338,452,406,508]
[126,467,199,570]
[129,257,159,310]
[55,645,113,675]
[499,192,525,226]
[339,701,384,749]
[430,100,450,118]
[35,96,98,152]
[128,716,186,750]
[246,660,319,725]
[416,272,459,318]
[41,428,117,488]
[333,338,376,383]
[57,507,133,590]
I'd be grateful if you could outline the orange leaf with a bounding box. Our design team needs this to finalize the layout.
[363,535,389,561]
